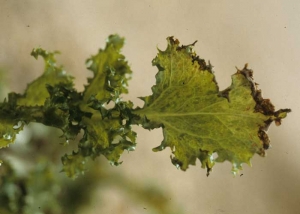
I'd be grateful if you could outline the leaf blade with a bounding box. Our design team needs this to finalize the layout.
[135,37,290,174]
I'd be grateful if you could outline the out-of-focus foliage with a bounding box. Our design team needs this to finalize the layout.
[0,124,182,214]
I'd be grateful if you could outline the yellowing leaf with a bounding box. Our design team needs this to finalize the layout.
[135,37,290,175]
[0,35,290,178]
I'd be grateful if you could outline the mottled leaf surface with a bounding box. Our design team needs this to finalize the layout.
[135,37,290,174]
[0,35,290,177]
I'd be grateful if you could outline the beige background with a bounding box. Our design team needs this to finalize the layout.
[0,1,299,214]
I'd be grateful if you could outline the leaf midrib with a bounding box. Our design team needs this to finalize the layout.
[137,111,260,120]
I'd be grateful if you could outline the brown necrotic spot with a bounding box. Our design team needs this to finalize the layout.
[258,129,270,150]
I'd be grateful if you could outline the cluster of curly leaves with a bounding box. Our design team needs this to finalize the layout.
[0,35,290,178]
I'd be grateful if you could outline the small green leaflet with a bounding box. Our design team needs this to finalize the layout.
[134,37,290,175]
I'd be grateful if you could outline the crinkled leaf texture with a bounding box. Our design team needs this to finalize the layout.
[134,37,290,175]
[61,35,137,178]
[0,35,290,177]
[0,49,73,149]
[0,35,136,178]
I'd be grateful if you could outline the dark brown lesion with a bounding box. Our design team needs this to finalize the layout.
[167,36,214,72]
[170,155,183,169]
[206,163,212,177]
[258,129,270,150]
[237,64,291,155]
[218,87,231,101]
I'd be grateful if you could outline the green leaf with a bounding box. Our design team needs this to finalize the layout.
[62,101,137,178]
[134,37,290,175]
[61,35,136,178]
[0,49,73,149]
[0,96,24,149]
[82,34,132,109]
[42,83,87,140]
[17,48,74,106]
[0,120,22,149]
[0,35,137,178]
[0,35,290,178]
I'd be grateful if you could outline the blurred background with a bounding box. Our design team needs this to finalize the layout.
[0,1,299,213]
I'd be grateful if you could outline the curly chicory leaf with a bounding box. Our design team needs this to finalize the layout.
[61,35,136,178]
[134,37,290,175]
[0,35,290,177]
